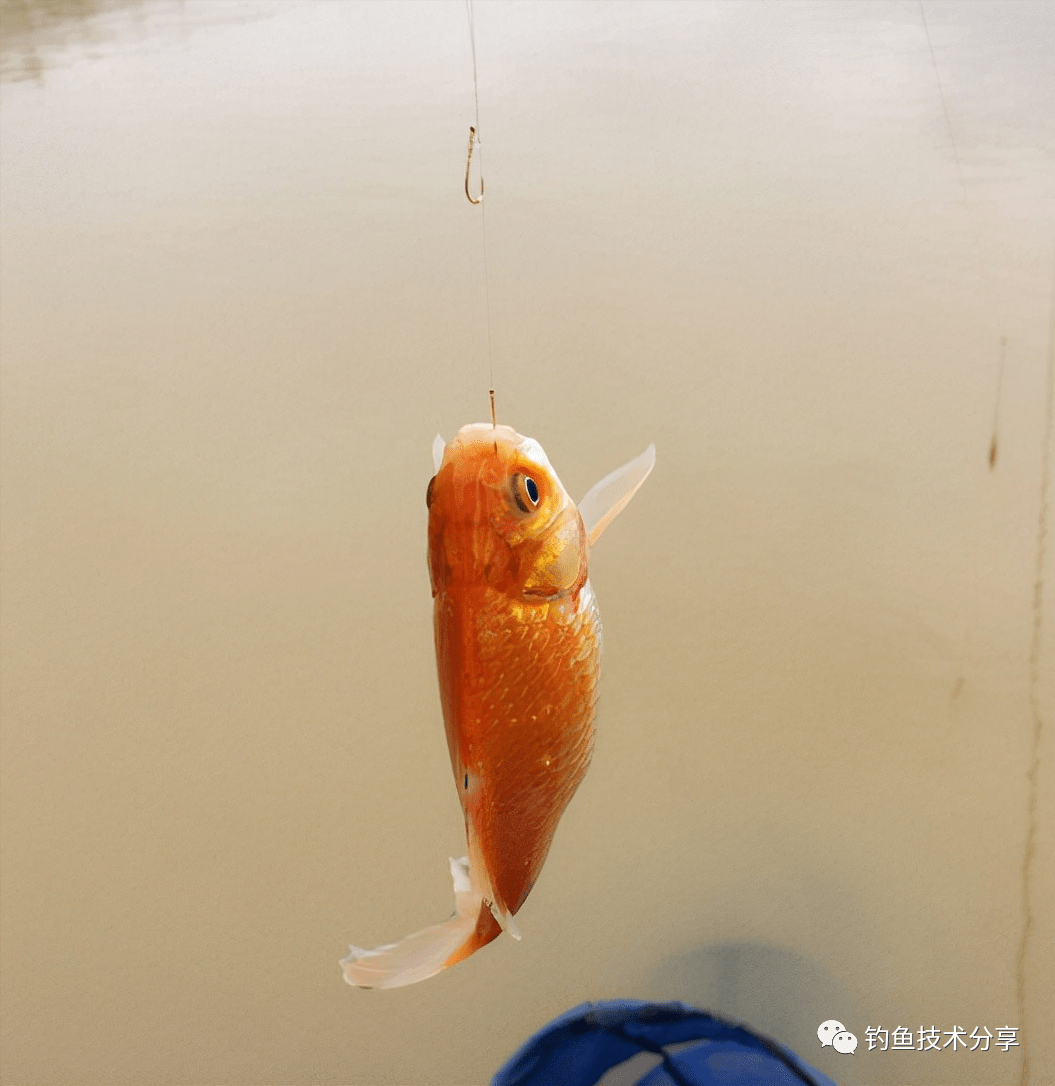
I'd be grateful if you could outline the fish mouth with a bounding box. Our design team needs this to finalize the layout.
[445,424,553,480]
[448,422,522,451]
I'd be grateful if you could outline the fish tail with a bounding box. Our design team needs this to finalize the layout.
[439,894,502,968]
[341,856,502,989]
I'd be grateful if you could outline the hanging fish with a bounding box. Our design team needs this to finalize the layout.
[342,423,654,988]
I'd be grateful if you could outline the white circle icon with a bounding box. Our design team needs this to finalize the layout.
[833,1030,858,1054]
[817,1020,845,1047]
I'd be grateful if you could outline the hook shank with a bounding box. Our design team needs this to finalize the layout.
[465,126,484,205]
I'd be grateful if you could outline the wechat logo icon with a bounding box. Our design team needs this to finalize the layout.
[818,1019,857,1054]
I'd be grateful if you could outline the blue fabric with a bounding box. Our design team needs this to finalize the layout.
[492,1000,837,1086]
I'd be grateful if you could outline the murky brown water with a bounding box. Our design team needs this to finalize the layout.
[2,2,1053,1084]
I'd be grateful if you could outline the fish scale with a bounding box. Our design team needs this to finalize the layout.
[467,586,601,916]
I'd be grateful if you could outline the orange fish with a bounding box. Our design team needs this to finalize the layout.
[342,423,654,988]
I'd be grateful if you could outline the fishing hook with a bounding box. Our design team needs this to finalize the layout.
[465,125,483,205]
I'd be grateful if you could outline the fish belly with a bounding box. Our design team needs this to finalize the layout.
[435,581,601,919]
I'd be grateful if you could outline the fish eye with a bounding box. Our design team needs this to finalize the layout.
[512,472,541,513]
[426,475,436,509]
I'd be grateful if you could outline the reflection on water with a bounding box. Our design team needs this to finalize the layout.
[0,0,268,83]
[1,0,147,82]
[1,1,1053,1085]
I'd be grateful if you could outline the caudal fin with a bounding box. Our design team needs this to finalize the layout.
[341,856,502,989]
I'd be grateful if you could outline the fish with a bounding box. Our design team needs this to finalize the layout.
[342,423,654,988]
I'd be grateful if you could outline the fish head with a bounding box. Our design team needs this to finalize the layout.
[427,424,587,600]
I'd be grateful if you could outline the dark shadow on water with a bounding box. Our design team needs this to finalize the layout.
[646,941,856,1085]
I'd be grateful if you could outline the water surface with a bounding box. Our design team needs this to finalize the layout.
[2,2,1053,1084]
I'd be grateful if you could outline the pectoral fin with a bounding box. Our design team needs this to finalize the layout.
[432,434,446,473]
[578,443,655,546]
[341,856,501,989]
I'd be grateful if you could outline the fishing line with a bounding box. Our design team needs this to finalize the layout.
[465,0,496,423]
[919,1,1012,733]
[919,0,1007,468]
[990,334,1007,469]
[920,11,1048,1076]
[1015,249,1054,1086]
